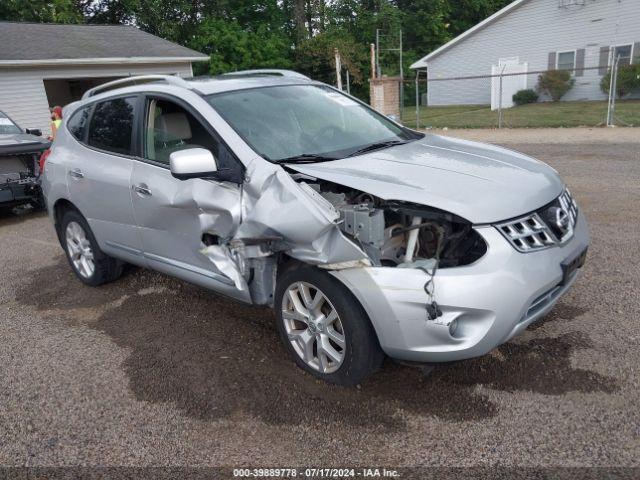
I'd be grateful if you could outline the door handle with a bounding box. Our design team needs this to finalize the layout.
[69,168,84,179]
[132,184,152,196]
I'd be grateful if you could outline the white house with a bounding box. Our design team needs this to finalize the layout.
[410,0,640,107]
[0,22,209,134]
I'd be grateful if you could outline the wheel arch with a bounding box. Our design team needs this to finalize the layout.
[52,198,82,242]
[326,268,388,350]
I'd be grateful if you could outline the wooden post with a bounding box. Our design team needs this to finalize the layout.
[334,48,342,90]
[370,43,376,79]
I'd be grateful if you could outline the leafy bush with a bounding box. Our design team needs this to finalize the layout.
[600,64,640,98]
[537,70,575,101]
[512,89,539,106]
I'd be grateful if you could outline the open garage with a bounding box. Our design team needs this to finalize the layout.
[0,22,208,135]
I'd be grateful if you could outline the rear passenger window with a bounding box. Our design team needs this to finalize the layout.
[67,106,91,142]
[88,97,136,155]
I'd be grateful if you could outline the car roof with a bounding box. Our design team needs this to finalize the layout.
[80,71,322,103]
[188,74,319,96]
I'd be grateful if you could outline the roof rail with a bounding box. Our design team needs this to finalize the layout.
[220,69,310,79]
[82,75,191,99]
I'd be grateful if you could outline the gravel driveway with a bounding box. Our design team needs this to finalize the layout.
[1,129,638,474]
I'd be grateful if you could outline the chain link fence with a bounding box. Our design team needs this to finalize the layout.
[400,61,640,130]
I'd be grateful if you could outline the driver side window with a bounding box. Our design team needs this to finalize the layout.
[144,98,218,165]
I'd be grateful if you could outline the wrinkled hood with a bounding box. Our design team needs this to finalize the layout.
[286,134,564,224]
[0,133,50,154]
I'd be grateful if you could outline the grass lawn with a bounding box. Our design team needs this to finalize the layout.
[401,99,640,129]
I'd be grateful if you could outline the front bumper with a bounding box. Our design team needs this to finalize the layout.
[330,211,589,363]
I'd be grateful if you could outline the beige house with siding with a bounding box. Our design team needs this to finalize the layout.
[0,22,208,134]
[410,0,640,106]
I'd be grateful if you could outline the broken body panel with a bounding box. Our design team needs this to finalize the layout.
[0,132,49,209]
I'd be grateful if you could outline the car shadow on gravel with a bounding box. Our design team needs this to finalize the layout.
[16,259,618,430]
[0,207,47,226]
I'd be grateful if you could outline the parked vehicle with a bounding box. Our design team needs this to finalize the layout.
[0,110,49,214]
[41,72,589,385]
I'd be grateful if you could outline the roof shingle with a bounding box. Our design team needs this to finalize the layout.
[0,22,208,61]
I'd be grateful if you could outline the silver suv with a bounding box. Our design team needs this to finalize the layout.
[42,71,589,385]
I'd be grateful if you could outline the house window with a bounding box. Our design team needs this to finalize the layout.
[611,45,632,66]
[557,51,576,72]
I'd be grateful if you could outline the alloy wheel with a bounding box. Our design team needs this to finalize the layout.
[65,221,95,279]
[281,281,346,373]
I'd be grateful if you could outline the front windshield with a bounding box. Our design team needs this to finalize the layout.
[0,113,21,135]
[207,84,419,162]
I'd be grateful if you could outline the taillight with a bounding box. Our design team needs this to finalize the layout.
[39,148,51,174]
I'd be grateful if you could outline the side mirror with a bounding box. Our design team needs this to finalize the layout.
[26,128,42,136]
[169,148,218,180]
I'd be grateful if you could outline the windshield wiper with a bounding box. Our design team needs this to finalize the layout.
[278,153,339,164]
[347,139,408,157]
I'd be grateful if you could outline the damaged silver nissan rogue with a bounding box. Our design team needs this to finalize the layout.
[42,71,589,385]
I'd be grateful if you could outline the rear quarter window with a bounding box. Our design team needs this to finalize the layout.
[87,97,136,155]
[66,106,91,142]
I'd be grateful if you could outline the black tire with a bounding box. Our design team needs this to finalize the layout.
[58,209,124,287]
[274,265,384,386]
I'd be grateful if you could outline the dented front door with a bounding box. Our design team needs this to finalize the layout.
[130,160,250,302]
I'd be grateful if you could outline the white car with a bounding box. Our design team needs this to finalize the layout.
[41,71,589,385]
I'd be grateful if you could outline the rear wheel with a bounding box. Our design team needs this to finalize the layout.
[59,209,123,286]
[275,265,384,385]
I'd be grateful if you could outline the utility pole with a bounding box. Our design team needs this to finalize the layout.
[346,70,351,95]
[334,48,342,90]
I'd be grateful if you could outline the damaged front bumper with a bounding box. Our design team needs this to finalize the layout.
[329,211,589,363]
[0,176,40,207]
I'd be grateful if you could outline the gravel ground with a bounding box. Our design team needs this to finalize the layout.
[0,130,639,472]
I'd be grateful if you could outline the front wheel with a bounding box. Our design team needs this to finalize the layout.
[275,266,384,385]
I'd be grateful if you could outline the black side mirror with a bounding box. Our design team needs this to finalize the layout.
[26,128,42,136]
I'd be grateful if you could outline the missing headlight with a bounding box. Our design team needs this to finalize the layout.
[305,181,488,268]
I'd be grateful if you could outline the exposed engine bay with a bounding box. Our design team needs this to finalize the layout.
[304,179,487,270]
[0,153,42,209]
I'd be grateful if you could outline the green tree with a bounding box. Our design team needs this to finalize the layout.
[189,18,293,76]
[446,0,512,36]
[0,0,84,23]
[81,0,138,24]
